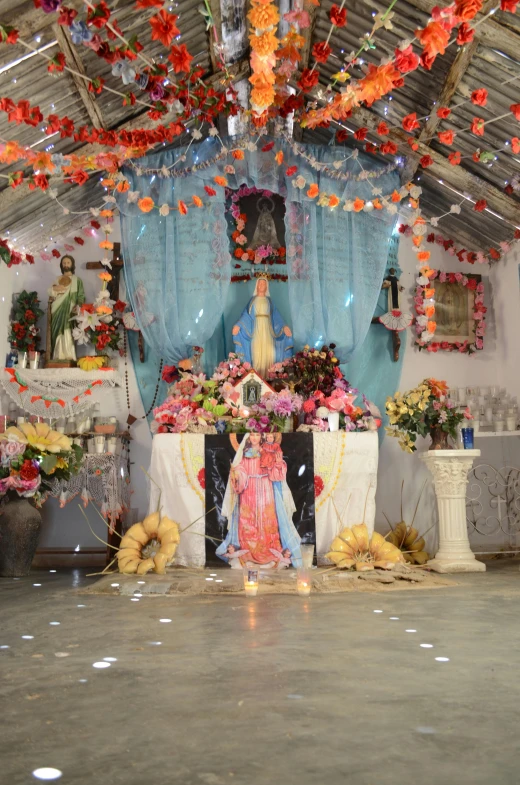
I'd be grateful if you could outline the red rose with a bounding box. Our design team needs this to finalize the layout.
[420,155,434,168]
[471,88,487,106]
[420,51,436,71]
[456,22,474,44]
[466,278,477,289]
[29,173,49,191]
[329,4,347,26]
[20,459,39,482]
[402,112,420,132]
[297,68,319,92]
[454,0,483,20]
[96,333,111,350]
[471,117,485,136]
[312,42,332,64]
[438,129,455,145]
[113,300,126,312]
[394,45,419,74]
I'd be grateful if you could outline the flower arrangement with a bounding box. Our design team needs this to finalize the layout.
[385,378,472,453]
[227,186,286,268]
[8,291,43,353]
[243,389,303,433]
[152,374,231,434]
[212,353,252,385]
[0,422,82,503]
[268,343,349,399]
[72,273,125,354]
[414,271,485,353]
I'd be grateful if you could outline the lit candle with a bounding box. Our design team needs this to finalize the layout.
[297,568,311,597]
[243,569,259,597]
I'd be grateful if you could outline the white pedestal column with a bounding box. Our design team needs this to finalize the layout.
[421,449,485,573]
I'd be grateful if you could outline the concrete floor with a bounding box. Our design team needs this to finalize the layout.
[1,562,520,785]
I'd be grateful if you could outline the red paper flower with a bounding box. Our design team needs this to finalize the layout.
[261,141,275,152]
[436,107,451,119]
[204,185,216,197]
[168,44,193,73]
[113,300,126,312]
[402,112,420,132]
[150,10,180,47]
[438,129,455,145]
[448,151,461,165]
[335,129,348,143]
[297,68,319,92]
[420,155,434,168]
[312,42,332,63]
[377,121,389,136]
[20,460,39,482]
[88,77,104,95]
[454,0,483,20]
[471,88,488,106]
[474,199,487,212]
[354,127,368,141]
[510,104,520,120]
[74,237,85,246]
[501,0,518,10]
[314,475,324,498]
[380,140,398,155]
[57,6,77,25]
[489,247,500,260]
[48,52,66,73]
[87,1,111,29]
[394,45,420,74]
[52,249,60,258]
[286,166,298,176]
[471,117,485,136]
[416,21,450,58]
[29,173,49,191]
[329,4,347,26]
[456,22,474,44]
[511,137,520,154]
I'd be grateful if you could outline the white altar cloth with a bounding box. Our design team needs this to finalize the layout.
[148,432,378,567]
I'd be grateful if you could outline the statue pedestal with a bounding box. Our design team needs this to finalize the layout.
[421,449,485,574]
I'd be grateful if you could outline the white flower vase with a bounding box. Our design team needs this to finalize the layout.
[328,411,340,432]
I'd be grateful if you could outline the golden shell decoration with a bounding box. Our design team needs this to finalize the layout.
[325,523,405,571]
[117,512,180,575]
[387,522,429,565]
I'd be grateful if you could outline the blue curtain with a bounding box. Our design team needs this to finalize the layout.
[118,136,399,364]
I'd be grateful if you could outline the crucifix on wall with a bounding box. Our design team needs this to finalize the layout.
[86,242,145,362]
[371,267,412,362]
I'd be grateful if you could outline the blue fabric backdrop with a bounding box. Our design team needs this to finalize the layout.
[120,137,404,426]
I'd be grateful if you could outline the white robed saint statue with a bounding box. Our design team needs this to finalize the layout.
[232,277,293,379]
[48,255,85,361]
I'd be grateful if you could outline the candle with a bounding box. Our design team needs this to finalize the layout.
[243,569,259,597]
[297,568,311,597]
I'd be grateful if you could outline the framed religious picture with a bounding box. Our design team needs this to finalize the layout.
[227,185,287,277]
[204,433,315,569]
[415,271,485,354]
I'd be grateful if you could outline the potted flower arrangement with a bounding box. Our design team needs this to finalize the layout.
[72,272,125,367]
[0,422,83,576]
[385,378,472,452]
[8,290,44,366]
[242,389,303,433]
[152,374,231,434]
[268,344,349,399]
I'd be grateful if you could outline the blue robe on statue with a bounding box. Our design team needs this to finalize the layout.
[233,295,293,375]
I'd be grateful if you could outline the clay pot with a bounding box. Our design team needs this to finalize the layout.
[429,426,452,451]
[0,496,42,577]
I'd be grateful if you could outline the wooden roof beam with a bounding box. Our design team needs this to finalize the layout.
[52,23,105,130]
[0,0,83,42]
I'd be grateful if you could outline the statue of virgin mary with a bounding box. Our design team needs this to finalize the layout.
[232,277,293,378]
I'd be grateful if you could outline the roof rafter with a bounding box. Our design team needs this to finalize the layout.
[52,23,105,130]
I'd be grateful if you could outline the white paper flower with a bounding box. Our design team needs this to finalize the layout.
[104,224,113,234]
[316,406,329,419]
[317,192,329,207]
[72,327,90,345]
[430,217,439,227]
[351,149,359,159]
[101,257,111,268]
[63,207,70,215]
[387,204,398,215]
[161,166,169,177]
[409,185,422,199]
[104,195,116,204]
[159,204,170,216]
[332,160,343,170]
[293,175,306,189]
[413,223,427,235]
[363,201,374,212]
[135,167,143,176]
[416,315,428,327]
[192,128,203,140]
[450,204,461,214]
[417,275,429,286]
[127,191,140,203]
[343,200,354,211]
[246,142,257,152]
[48,188,58,199]
[209,126,218,137]
[90,207,100,217]
[371,186,382,196]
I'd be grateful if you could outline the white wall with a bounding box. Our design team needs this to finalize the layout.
[375,235,520,554]
[6,223,153,551]
[2,223,519,557]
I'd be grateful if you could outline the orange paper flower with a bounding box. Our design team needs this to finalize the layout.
[248,3,279,29]
[275,150,284,165]
[192,195,203,208]
[353,198,365,212]
[178,200,188,215]
[96,305,113,315]
[307,183,319,198]
[99,240,113,250]
[214,176,228,187]
[426,321,437,334]
[328,194,340,208]
[101,178,115,188]
[231,150,245,160]
[424,288,435,299]
[425,306,436,318]
[98,272,112,282]
[391,190,401,203]
[116,180,130,192]
[99,209,113,218]
[138,197,155,213]
[417,250,431,262]
[250,31,279,56]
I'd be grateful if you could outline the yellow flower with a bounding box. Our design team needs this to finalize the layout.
[0,423,71,454]
[48,456,68,475]
[78,356,105,371]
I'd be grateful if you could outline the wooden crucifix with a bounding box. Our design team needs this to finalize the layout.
[86,242,145,362]
[371,268,412,362]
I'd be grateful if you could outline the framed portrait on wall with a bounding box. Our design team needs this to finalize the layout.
[415,272,486,353]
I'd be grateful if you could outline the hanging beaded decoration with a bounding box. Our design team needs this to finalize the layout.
[123,329,164,422]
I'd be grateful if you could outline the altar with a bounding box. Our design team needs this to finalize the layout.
[147,431,378,568]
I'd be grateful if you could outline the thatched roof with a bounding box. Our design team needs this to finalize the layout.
[0,0,519,257]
